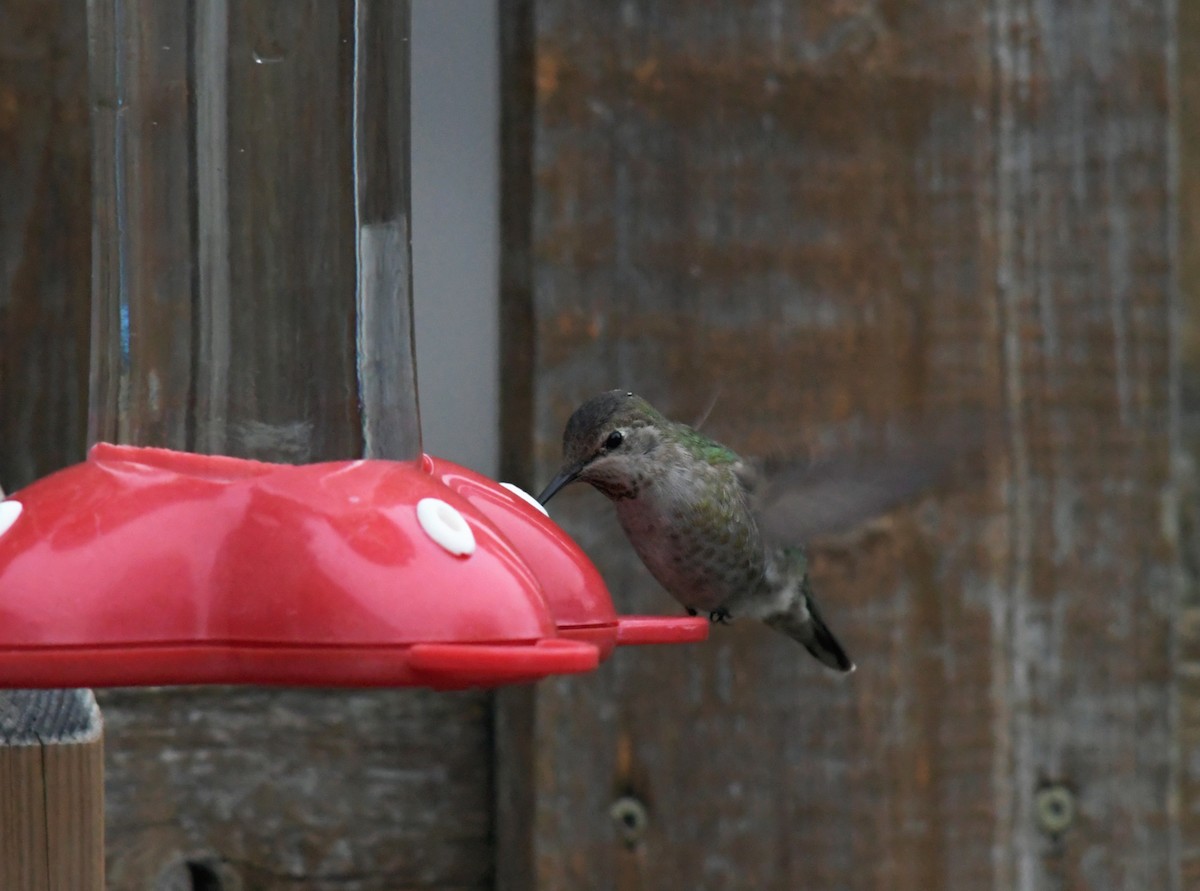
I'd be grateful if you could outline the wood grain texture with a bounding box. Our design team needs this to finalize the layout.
[0,691,104,891]
[499,0,538,491]
[0,690,103,745]
[991,2,1175,888]
[1176,1,1200,887]
[515,1,1178,888]
[100,687,492,890]
[0,0,91,491]
[495,5,540,891]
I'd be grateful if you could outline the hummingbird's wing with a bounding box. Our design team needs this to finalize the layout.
[744,454,943,545]
[743,418,988,546]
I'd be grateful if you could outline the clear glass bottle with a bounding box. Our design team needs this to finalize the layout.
[87,0,419,462]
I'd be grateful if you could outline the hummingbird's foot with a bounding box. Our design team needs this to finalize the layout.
[708,608,732,625]
[686,607,698,617]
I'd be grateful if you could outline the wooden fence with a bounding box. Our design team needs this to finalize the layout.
[1,1,1194,888]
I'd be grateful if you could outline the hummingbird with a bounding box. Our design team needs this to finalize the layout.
[537,390,963,672]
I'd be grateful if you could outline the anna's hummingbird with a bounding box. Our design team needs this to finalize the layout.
[537,390,962,672]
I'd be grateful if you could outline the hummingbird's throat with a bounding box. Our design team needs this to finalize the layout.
[589,476,640,500]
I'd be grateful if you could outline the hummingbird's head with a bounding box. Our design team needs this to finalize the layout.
[537,390,666,504]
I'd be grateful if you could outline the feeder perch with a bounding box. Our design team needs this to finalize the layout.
[0,445,706,691]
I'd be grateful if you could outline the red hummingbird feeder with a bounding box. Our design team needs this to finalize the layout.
[0,444,706,690]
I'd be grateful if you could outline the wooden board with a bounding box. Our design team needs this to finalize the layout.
[0,691,104,891]
[0,0,91,489]
[100,687,492,890]
[1176,1,1200,888]
[508,2,1179,888]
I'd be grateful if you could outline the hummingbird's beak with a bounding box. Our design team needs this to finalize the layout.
[537,463,584,505]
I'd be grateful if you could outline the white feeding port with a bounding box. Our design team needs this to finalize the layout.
[417,498,476,556]
[500,482,549,516]
[0,501,22,540]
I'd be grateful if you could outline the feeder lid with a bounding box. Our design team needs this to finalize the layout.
[0,444,598,689]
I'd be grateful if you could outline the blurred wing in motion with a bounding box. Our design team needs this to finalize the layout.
[745,417,990,546]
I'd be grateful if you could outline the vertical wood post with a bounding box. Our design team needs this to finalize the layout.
[0,691,104,891]
[1175,2,1200,888]
[495,3,538,890]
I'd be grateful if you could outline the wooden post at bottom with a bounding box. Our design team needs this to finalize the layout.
[0,690,104,891]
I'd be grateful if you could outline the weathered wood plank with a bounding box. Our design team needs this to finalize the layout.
[0,0,91,489]
[0,690,104,891]
[1175,0,1200,886]
[518,1,1178,888]
[495,4,540,891]
[100,687,492,890]
[990,2,1175,887]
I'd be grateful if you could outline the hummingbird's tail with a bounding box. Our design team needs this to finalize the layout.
[764,583,855,673]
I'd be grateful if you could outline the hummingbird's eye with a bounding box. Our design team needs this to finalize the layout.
[604,430,625,450]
